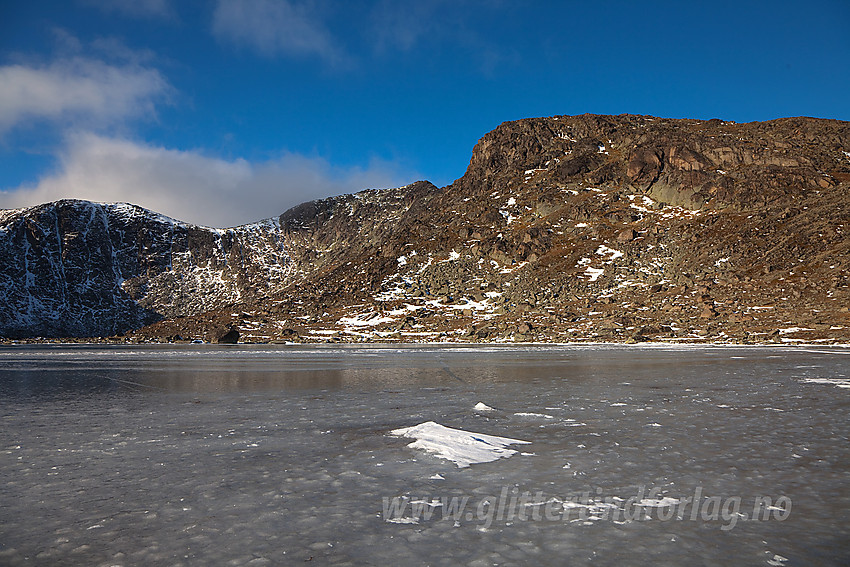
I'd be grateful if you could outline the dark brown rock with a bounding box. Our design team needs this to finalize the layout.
[617,229,637,243]
[216,326,240,344]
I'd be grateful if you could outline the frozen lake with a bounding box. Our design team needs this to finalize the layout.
[1,344,849,566]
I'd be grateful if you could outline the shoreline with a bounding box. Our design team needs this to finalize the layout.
[3,338,849,348]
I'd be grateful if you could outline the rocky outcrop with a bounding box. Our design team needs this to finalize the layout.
[456,114,848,211]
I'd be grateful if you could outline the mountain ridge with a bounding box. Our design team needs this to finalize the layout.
[2,113,849,343]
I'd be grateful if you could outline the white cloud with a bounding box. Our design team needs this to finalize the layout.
[0,57,170,134]
[212,0,342,63]
[0,133,418,227]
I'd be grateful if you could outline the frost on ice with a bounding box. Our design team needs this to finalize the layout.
[390,421,530,468]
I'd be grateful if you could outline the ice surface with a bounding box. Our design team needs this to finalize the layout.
[1,344,848,565]
[390,421,530,468]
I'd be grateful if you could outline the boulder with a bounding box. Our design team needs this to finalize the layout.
[517,321,533,334]
[617,229,636,243]
[216,326,240,344]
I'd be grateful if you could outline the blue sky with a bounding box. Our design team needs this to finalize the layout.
[1,0,848,226]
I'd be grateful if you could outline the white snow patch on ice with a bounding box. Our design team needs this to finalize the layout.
[636,496,681,508]
[386,517,419,524]
[801,377,850,389]
[390,421,530,468]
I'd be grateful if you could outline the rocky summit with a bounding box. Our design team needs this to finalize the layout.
[2,114,849,344]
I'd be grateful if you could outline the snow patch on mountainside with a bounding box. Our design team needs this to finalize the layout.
[0,200,295,337]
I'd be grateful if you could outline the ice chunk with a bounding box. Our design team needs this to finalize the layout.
[513,412,554,419]
[637,496,681,508]
[386,517,419,524]
[474,402,495,412]
[390,421,530,468]
[801,377,850,389]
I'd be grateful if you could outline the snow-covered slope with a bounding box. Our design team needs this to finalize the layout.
[0,200,293,337]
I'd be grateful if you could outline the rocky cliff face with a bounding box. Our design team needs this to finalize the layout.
[2,114,849,343]
[0,201,292,338]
